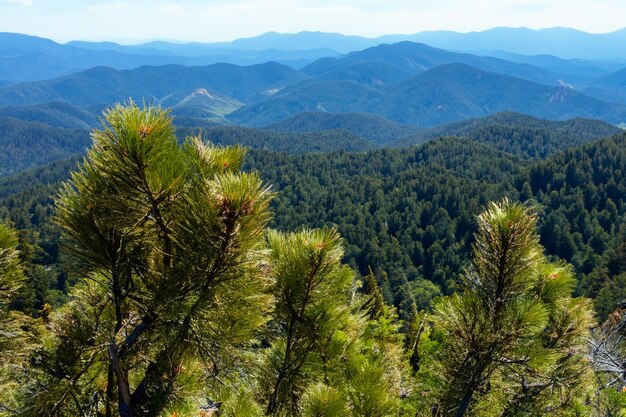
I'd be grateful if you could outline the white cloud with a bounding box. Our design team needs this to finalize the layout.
[86,2,133,13]
[0,0,33,6]
[157,4,187,14]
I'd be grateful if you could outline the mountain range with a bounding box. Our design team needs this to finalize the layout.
[61,27,626,60]
[3,28,626,84]
[2,39,626,128]
[1,28,626,154]
[228,63,626,126]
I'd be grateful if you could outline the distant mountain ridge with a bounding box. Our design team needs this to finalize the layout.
[303,41,570,86]
[209,27,626,60]
[2,35,626,140]
[0,62,306,107]
[3,27,626,83]
[229,63,626,126]
[0,32,341,83]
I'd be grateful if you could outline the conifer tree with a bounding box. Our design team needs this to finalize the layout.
[0,222,29,415]
[257,228,409,417]
[416,199,595,417]
[19,102,274,417]
[262,228,354,414]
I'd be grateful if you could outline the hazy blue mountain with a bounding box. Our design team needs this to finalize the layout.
[0,33,210,82]
[304,41,570,85]
[0,32,340,82]
[69,38,340,62]
[477,51,618,79]
[581,67,626,104]
[380,64,626,126]
[3,34,626,130]
[0,62,307,107]
[386,27,626,60]
[227,80,385,126]
[172,27,626,60]
[67,40,341,69]
[209,31,377,53]
[266,111,420,144]
[0,33,70,57]
[0,80,11,88]
[0,102,98,129]
[65,40,182,56]
[5,28,626,84]
[313,61,415,86]
[230,64,626,127]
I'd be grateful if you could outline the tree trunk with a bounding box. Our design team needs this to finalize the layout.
[109,343,133,417]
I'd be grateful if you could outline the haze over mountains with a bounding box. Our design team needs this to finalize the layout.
[3,27,626,81]
[1,26,626,172]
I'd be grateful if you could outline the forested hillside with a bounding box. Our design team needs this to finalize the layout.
[0,117,88,175]
[398,111,622,157]
[0,102,98,130]
[3,120,625,325]
[246,133,626,320]
[266,111,420,145]
[179,125,376,153]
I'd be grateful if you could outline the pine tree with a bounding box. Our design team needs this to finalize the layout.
[262,228,354,414]
[0,222,29,415]
[19,102,274,417]
[417,199,595,417]
[258,229,409,417]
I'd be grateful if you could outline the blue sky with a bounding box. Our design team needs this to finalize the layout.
[1,0,625,43]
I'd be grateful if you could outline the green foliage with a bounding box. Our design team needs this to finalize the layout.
[416,200,596,417]
[5,132,626,323]
[0,221,24,300]
[0,221,32,415]
[2,102,626,415]
[251,228,408,417]
[246,137,521,320]
[263,228,354,414]
[300,384,350,417]
[595,273,626,320]
[19,102,275,417]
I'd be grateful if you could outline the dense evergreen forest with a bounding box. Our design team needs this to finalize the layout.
[3,125,626,321]
[0,103,625,416]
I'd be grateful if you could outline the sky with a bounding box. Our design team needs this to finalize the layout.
[1,0,625,43]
